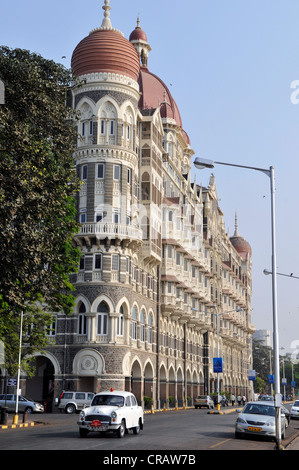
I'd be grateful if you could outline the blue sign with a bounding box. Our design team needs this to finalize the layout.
[248,370,256,381]
[291,381,296,388]
[7,378,17,386]
[268,375,274,384]
[213,358,223,373]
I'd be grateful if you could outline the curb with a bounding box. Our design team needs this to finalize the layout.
[0,421,35,430]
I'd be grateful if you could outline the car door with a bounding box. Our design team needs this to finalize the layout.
[124,395,133,429]
[6,395,15,412]
[75,392,86,410]
[130,394,139,427]
[17,395,27,412]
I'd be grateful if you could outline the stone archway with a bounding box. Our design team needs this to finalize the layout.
[26,355,56,412]
[144,361,154,409]
[131,359,142,404]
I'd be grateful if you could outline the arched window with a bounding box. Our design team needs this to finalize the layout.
[97,301,109,335]
[140,309,146,342]
[116,305,124,336]
[132,306,138,340]
[78,302,87,335]
[148,313,153,344]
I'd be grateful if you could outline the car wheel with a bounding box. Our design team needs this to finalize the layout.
[65,404,76,414]
[117,420,126,438]
[79,428,89,438]
[281,425,286,440]
[24,407,33,414]
[133,419,141,435]
[195,406,198,409]
[235,431,242,439]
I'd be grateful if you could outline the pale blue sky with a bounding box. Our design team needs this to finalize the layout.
[2,0,299,356]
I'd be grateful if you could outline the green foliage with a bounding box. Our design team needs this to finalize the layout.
[0,47,81,374]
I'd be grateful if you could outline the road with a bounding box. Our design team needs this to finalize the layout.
[1,406,299,452]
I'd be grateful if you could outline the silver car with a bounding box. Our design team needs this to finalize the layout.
[235,401,287,440]
[0,394,44,414]
[194,395,214,409]
[290,400,299,419]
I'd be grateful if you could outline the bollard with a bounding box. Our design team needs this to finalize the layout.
[151,404,154,414]
[13,413,18,425]
[163,403,166,411]
[23,411,27,423]
[175,401,178,411]
[0,407,8,425]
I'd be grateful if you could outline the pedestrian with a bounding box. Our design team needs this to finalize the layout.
[231,394,235,406]
[237,395,241,406]
[242,395,246,405]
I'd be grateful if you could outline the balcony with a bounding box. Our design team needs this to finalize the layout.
[74,222,143,246]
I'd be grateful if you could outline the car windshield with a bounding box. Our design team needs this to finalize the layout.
[243,403,275,416]
[91,395,124,407]
[293,401,299,407]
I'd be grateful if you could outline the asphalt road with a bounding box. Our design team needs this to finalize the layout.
[1,406,299,452]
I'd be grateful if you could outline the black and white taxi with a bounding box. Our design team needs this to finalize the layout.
[78,389,144,438]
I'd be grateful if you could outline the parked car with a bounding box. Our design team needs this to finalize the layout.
[259,397,290,424]
[194,395,214,409]
[258,395,274,401]
[291,400,299,419]
[56,391,95,414]
[0,394,44,414]
[235,401,288,440]
[78,389,144,438]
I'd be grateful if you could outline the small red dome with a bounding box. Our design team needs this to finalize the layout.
[129,26,148,42]
[71,29,140,81]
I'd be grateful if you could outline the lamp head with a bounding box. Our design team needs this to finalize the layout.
[194,157,215,170]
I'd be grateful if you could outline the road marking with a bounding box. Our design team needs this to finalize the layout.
[209,438,232,449]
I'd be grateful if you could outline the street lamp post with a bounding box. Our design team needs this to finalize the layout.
[194,157,282,449]
[13,310,23,425]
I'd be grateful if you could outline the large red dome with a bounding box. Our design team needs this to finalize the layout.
[71,29,140,81]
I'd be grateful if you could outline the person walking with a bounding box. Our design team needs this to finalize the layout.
[237,395,242,406]
[231,394,235,406]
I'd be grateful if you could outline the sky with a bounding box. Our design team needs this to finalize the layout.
[1,0,299,357]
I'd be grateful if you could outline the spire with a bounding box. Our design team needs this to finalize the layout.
[233,212,239,237]
[101,0,112,29]
[90,1,124,36]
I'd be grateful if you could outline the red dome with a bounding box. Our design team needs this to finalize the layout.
[230,235,252,258]
[138,67,183,128]
[129,26,148,42]
[71,29,140,81]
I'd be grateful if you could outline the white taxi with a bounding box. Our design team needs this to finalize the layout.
[78,389,144,438]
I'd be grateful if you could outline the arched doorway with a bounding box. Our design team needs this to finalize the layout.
[26,356,55,412]
[131,359,142,404]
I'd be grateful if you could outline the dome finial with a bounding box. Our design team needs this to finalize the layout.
[101,0,112,29]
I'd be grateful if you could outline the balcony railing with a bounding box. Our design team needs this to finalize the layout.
[76,223,143,241]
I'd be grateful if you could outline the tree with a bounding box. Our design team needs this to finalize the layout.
[0,47,81,375]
